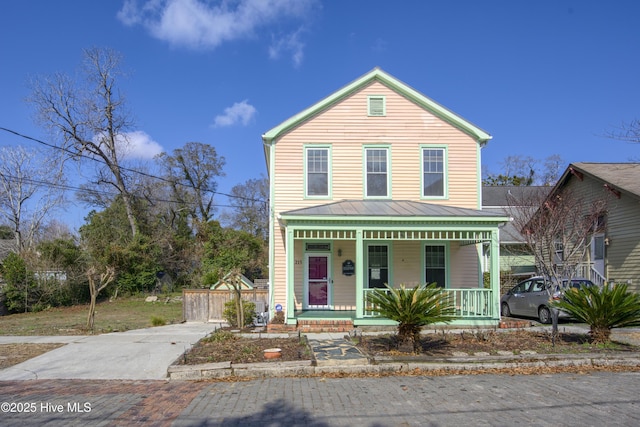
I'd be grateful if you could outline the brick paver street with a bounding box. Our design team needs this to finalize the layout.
[1,372,639,426]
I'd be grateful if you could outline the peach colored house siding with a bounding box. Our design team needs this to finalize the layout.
[272,82,480,213]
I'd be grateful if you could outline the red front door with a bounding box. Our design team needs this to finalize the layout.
[307,255,329,307]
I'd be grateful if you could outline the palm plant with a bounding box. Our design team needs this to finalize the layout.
[552,283,640,344]
[368,283,455,351]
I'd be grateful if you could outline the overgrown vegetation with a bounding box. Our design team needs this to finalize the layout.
[0,47,269,325]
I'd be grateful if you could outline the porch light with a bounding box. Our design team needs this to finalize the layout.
[338,248,342,257]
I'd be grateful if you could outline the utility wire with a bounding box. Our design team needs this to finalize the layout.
[0,172,253,210]
[0,126,267,204]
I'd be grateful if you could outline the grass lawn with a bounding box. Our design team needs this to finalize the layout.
[0,294,184,335]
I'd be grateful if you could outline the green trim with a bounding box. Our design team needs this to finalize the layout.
[420,145,448,200]
[421,242,451,288]
[261,68,492,145]
[362,145,392,199]
[353,319,500,326]
[303,144,332,199]
[476,144,483,210]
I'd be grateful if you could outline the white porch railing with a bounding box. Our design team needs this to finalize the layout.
[363,288,494,318]
[576,263,606,287]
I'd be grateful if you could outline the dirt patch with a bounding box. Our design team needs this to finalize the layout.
[0,343,65,369]
[358,329,637,357]
[179,330,312,365]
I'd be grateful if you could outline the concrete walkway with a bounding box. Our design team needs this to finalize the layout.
[0,322,218,380]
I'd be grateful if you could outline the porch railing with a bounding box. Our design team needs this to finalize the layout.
[363,288,494,318]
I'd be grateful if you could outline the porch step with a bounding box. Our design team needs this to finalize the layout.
[296,319,354,333]
[499,318,533,329]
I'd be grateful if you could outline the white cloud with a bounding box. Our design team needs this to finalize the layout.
[213,100,257,127]
[94,131,163,160]
[118,0,317,65]
[269,28,305,68]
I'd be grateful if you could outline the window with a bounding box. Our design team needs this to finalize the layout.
[367,245,388,288]
[368,95,385,116]
[425,245,446,288]
[306,147,329,197]
[365,148,389,197]
[422,148,445,197]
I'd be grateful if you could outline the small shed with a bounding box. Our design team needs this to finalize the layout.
[210,273,254,290]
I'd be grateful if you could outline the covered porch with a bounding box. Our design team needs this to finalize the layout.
[277,200,508,327]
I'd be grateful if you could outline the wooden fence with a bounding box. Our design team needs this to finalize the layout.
[182,289,269,322]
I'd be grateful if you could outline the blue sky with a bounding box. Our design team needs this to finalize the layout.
[1,1,639,228]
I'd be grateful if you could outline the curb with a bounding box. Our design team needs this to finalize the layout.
[167,352,640,380]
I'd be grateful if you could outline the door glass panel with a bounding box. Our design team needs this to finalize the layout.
[308,256,328,306]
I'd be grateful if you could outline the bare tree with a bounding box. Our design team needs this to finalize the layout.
[28,47,139,236]
[221,175,269,241]
[484,154,565,186]
[0,146,66,252]
[506,186,610,339]
[86,265,115,331]
[156,142,226,224]
[606,119,640,143]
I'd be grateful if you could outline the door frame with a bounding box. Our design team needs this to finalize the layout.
[304,253,332,309]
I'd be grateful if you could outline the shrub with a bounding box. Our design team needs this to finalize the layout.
[271,310,285,324]
[223,299,256,328]
[552,283,640,343]
[150,316,166,326]
[367,283,455,351]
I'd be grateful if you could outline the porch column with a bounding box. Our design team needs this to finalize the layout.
[286,227,295,322]
[355,228,364,319]
[490,228,501,319]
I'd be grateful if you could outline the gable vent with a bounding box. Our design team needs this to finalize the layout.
[368,96,385,116]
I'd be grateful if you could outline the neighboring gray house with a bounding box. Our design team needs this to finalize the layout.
[482,186,549,281]
[549,163,640,292]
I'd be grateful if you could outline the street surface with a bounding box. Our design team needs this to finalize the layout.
[1,372,639,426]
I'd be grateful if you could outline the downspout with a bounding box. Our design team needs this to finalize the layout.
[262,135,277,321]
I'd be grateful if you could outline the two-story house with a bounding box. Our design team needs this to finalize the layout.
[262,68,508,331]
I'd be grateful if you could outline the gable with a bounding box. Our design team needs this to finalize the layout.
[262,68,491,161]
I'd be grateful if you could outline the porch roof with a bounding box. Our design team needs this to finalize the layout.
[281,200,508,222]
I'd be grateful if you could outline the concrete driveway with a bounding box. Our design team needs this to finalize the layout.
[0,322,218,380]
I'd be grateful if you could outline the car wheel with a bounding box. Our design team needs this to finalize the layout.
[501,302,511,317]
[538,306,551,324]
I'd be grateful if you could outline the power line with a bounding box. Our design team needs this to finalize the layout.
[0,172,253,210]
[0,126,267,204]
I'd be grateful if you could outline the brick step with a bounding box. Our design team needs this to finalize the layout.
[498,319,532,329]
[296,319,354,333]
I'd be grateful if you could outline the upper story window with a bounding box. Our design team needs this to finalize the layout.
[365,147,390,198]
[422,147,446,198]
[368,95,386,117]
[305,146,330,197]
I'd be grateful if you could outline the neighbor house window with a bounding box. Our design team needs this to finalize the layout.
[306,147,330,197]
[365,147,389,197]
[422,147,445,197]
[425,245,446,288]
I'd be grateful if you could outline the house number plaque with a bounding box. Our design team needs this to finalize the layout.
[342,260,355,276]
